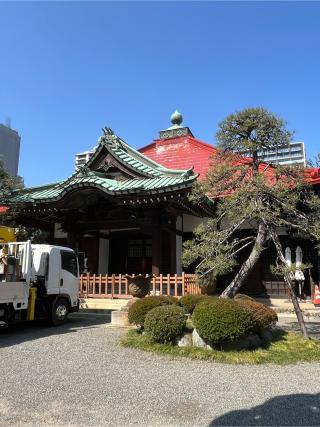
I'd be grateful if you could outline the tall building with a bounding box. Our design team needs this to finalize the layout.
[0,123,21,176]
[75,149,94,170]
[235,141,306,167]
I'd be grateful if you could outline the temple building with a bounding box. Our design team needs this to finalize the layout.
[4,112,320,297]
[8,113,213,279]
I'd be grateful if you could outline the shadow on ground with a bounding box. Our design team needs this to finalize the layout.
[279,320,320,340]
[0,312,111,349]
[210,393,320,426]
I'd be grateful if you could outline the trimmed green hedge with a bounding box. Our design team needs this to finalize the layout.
[128,296,178,328]
[233,293,255,302]
[144,305,186,343]
[234,295,278,330]
[192,298,257,344]
[179,295,209,314]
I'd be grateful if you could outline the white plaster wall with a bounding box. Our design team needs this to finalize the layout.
[182,214,207,233]
[54,223,67,239]
[221,217,289,235]
[98,237,109,274]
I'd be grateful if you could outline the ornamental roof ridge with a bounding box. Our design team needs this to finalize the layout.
[88,126,196,178]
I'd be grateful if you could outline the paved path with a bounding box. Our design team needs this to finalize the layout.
[1,314,320,426]
[278,315,320,339]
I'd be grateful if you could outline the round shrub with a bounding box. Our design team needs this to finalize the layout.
[234,293,255,302]
[179,295,209,314]
[160,295,179,305]
[144,305,186,343]
[192,298,257,344]
[235,298,278,330]
[128,296,177,328]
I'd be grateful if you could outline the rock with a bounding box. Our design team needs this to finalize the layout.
[177,332,192,347]
[192,329,207,348]
[260,328,273,342]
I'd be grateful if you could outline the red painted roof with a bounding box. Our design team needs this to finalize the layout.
[139,135,218,179]
[140,135,320,188]
[0,206,8,213]
[306,167,320,185]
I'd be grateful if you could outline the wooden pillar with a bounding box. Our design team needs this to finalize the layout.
[152,228,162,275]
[170,230,177,275]
[67,229,79,251]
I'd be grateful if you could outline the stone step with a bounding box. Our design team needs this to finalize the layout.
[80,298,130,311]
[257,298,320,317]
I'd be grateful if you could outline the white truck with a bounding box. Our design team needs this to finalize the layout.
[0,241,80,326]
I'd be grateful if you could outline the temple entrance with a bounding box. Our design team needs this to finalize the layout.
[108,232,152,275]
[107,229,175,275]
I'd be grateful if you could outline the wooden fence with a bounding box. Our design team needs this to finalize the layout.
[79,273,201,298]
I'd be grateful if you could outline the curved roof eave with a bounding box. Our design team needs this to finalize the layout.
[8,174,198,205]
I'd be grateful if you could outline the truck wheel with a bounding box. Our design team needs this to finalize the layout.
[51,298,69,326]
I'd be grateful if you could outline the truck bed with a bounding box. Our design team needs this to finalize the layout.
[0,281,28,304]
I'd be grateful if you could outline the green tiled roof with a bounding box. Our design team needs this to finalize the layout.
[87,127,192,178]
[8,128,198,205]
[10,171,197,204]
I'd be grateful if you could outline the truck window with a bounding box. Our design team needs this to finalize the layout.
[61,251,78,277]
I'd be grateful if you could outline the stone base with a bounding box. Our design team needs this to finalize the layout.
[111,310,131,327]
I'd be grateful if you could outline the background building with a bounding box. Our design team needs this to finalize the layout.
[235,141,306,167]
[75,149,94,170]
[0,123,21,176]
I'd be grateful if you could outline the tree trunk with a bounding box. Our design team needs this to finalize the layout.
[221,222,268,298]
[270,230,309,339]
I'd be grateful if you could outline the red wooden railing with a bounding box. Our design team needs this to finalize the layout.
[79,273,202,298]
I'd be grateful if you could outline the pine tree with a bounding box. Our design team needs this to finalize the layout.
[183,108,320,338]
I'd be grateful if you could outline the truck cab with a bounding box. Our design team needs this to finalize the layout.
[0,241,80,326]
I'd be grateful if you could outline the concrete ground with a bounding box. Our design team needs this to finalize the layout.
[1,313,320,427]
[257,298,320,317]
[278,315,320,339]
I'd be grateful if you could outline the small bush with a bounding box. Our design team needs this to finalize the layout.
[192,298,257,344]
[128,296,177,328]
[179,295,209,314]
[144,305,186,343]
[234,293,255,302]
[235,298,278,330]
[160,295,179,305]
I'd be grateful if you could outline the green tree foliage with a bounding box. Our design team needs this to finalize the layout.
[216,107,292,171]
[308,153,320,167]
[0,161,48,243]
[183,108,320,338]
[0,161,23,198]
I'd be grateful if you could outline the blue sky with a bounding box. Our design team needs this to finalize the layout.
[0,1,319,186]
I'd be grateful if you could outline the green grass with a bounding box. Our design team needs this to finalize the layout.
[120,329,320,365]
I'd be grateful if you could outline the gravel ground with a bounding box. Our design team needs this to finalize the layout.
[1,314,320,427]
